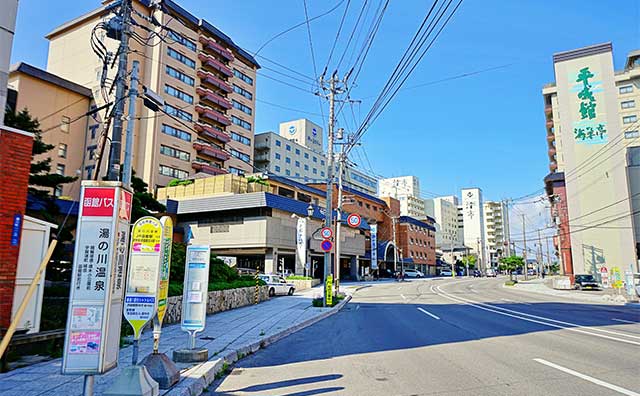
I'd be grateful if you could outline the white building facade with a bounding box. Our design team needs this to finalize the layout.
[461,187,488,268]
[378,176,425,217]
[0,0,18,126]
[425,196,462,249]
[483,200,510,266]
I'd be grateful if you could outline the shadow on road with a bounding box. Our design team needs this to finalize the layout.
[215,374,344,395]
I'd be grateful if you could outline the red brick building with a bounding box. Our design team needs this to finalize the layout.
[0,126,34,332]
[397,216,437,275]
[544,172,573,277]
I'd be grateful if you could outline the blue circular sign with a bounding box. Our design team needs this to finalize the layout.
[321,240,333,252]
[288,125,296,135]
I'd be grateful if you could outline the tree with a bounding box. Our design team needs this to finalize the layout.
[499,255,525,281]
[4,108,77,202]
[461,254,477,270]
[131,172,166,222]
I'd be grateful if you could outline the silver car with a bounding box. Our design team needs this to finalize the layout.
[259,275,295,297]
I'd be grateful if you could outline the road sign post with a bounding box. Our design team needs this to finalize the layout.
[325,274,333,306]
[347,213,361,228]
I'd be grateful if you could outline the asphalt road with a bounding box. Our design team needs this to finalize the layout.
[209,277,640,396]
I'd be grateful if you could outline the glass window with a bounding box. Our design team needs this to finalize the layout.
[320,159,325,166]
[312,156,317,163]
[286,144,291,151]
[164,104,192,122]
[160,144,190,161]
[295,148,300,155]
[628,146,640,166]
[304,164,309,170]
[165,65,194,86]
[233,69,254,85]
[625,130,640,139]
[229,166,245,176]
[275,140,281,147]
[58,143,67,158]
[619,85,634,94]
[304,152,309,159]
[622,100,636,109]
[232,100,253,115]
[167,47,195,68]
[168,30,196,52]
[275,153,281,160]
[54,185,63,197]
[61,116,70,133]
[313,168,317,174]
[161,124,191,141]
[159,164,189,179]
[165,85,193,104]
[275,165,281,172]
[230,149,250,162]
[285,157,291,164]
[56,163,65,175]
[623,115,638,124]
[321,171,325,177]
[285,169,291,176]
[233,84,253,100]
[295,172,300,177]
[231,115,252,130]
[295,161,300,167]
[231,131,251,145]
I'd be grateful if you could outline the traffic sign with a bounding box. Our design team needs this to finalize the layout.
[321,240,333,252]
[320,227,333,239]
[347,213,361,228]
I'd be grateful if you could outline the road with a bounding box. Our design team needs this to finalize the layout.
[209,277,640,396]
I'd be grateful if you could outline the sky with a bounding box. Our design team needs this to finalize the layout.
[10,0,640,212]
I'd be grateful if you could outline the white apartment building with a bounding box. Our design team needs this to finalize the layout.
[483,200,510,265]
[378,176,425,217]
[254,119,377,195]
[461,187,488,268]
[425,196,462,249]
[0,1,18,125]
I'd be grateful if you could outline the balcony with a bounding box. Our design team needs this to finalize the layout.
[194,122,231,143]
[196,87,231,109]
[199,35,234,62]
[192,160,228,176]
[547,133,555,143]
[546,119,554,129]
[198,69,232,93]
[255,153,270,162]
[548,147,556,156]
[195,104,231,126]
[193,142,231,161]
[544,105,553,116]
[549,161,558,172]
[198,52,233,78]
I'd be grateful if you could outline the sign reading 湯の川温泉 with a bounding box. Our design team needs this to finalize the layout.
[571,66,608,144]
[62,182,132,375]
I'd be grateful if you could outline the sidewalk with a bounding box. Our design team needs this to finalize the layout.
[506,278,634,305]
[0,286,349,396]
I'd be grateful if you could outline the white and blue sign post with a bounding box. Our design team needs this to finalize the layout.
[371,224,378,270]
[181,245,211,349]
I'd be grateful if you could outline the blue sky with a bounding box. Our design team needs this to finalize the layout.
[10,0,640,205]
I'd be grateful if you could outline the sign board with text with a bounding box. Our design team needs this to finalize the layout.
[156,217,173,326]
[296,217,307,274]
[62,182,132,375]
[370,224,378,270]
[325,275,333,306]
[181,245,211,333]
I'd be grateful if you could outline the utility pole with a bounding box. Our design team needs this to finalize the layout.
[392,215,399,275]
[122,60,139,188]
[504,199,511,256]
[537,229,543,278]
[545,233,551,275]
[334,142,345,296]
[475,238,480,277]
[522,214,528,281]
[450,232,455,278]
[107,0,132,181]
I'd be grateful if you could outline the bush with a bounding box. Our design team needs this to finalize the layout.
[286,275,313,280]
[504,280,518,286]
[312,294,345,307]
[209,279,265,291]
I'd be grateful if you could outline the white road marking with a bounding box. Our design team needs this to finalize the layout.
[434,285,640,346]
[417,307,440,320]
[401,294,407,300]
[355,305,360,311]
[534,358,640,396]
[612,318,637,324]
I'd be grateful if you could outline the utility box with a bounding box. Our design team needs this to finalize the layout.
[12,215,57,334]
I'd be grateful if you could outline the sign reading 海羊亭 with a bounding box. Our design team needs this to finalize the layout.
[370,224,378,270]
[296,217,307,275]
[570,66,608,144]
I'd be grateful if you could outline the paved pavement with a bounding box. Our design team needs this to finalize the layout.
[510,277,635,304]
[0,287,336,396]
[212,277,640,396]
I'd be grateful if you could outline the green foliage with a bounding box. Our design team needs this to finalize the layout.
[167,179,194,187]
[504,280,518,286]
[208,279,264,292]
[549,263,560,274]
[312,294,345,307]
[286,275,313,280]
[131,172,166,222]
[499,255,525,280]
[246,175,269,186]
[461,255,477,270]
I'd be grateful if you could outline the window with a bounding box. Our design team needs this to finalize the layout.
[285,157,291,164]
[56,164,65,175]
[58,143,67,158]
[295,148,300,155]
[231,132,251,145]
[229,166,245,176]
[167,30,196,52]
[162,124,191,141]
[286,144,291,151]
[625,130,640,139]
[230,149,250,162]
[358,201,363,207]
[312,156,317,163]
[164,104,192,122]
[321,171,325,177]
[165,85,193,104]
[622,100,636,109]
[313,168,317,174]
[160,145,190,161]
[623,115,638,124]
[166,65,194,86]
[320,159,325,166]
[620,85,634,94]
[54,186,63,197]
[295,172,300,177]
[304,153,309,159]
[275,165,281,172]
[232,100,252,115]
[233,69,254,85]
[159,164,188,179]
[365,203,370,209]
[285,169,291,176]
[275,140,281,147]
[304,164,309,171]
[61,116,70,133]
[628,146,640,167]
[233,84,253,100]
[294,161,300,168]
[167,47,195,68]
[275,153,281,160]
[231,115,252,130]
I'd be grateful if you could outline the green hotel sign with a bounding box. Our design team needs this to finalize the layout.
[572,66,607,144]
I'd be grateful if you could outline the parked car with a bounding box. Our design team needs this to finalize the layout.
[440,270,453,276]
[573,274,600,290]
[473,270,482,277]
[259,274,295,296]
[377,268,396,278]
[403,269,424,278]
[486,269,497,277]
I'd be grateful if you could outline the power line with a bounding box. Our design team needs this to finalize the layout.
[323,0,351,73]
[335,0,369,71]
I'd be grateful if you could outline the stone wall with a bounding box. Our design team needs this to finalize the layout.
[287,279,321,291]
[163,286,269,325]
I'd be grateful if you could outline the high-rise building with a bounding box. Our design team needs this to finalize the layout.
[461,187,487,268]
[0,0,18,126]
[254,119,378,195]
[542,43,639,276]
[378,176,425,217]
[44,0,259,190]
[483,200,510,265]
[425,196,462,250]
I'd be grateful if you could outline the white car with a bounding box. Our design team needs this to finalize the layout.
[403,269,424,278]
[440,270,453,276]
[259,275,295,297]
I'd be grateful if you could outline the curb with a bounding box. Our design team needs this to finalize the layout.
[504,283,628,305]
[163,294,352,396]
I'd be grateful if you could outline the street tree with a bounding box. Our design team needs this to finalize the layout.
[499,255,525,281]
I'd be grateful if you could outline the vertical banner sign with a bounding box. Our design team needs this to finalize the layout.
[123,217,163,340]
[181,245,211,333]
[156,217,173,326]
[625,267,634,296]
[611,266,623,289]
[296,217,307,274]
[325,275,333,306]
[370,224,378,270]
[62,181,132,375]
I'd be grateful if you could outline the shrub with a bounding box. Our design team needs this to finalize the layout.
[311,294,345,307]
[504,280,518,286]
[286,275,313,280]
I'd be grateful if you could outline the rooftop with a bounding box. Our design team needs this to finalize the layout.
[10,62,93,97]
